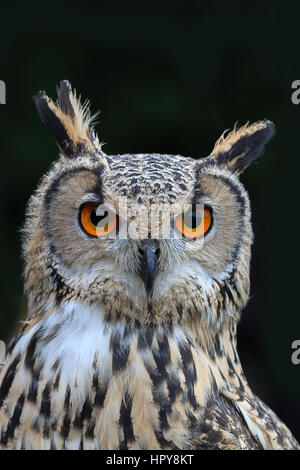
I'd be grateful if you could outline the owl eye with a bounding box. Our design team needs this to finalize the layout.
[79,203,118,237]
[175,205,212,239]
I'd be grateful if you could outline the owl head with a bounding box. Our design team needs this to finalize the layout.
[23,81,274,332]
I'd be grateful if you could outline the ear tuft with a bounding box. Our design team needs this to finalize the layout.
[210,120,275,175]
[56,80,75,118]
[33,80,101,158]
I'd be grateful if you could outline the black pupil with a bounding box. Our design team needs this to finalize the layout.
[184,209,201,229]
[90,208,109,228]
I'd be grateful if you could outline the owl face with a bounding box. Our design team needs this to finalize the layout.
[25,81,274,327]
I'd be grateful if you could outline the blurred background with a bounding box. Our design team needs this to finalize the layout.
[0,0,299,442]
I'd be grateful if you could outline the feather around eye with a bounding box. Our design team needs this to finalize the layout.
[79,203,118,237]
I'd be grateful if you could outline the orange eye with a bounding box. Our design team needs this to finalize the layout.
[175,205,212,239]
[80,203,118,237]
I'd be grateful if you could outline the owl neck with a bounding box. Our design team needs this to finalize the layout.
[18,299,246,398]
[3,300,250,449]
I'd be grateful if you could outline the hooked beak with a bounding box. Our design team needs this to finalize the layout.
[139,240,160,295]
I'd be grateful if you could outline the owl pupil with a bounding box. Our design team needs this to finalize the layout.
[184,210,201,229]
[191,212,197,229]
[90,209,109,227]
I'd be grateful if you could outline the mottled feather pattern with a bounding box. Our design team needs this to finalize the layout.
[1,305,296,450]
[0,306,265,449]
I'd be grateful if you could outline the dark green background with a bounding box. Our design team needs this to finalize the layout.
[0,1,299,441]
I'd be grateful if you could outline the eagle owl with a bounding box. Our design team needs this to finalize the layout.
[0,81,298,450]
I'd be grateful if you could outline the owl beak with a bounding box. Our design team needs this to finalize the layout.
[139,239,159,295]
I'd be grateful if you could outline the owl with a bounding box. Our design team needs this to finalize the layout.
[0,81,298,450]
